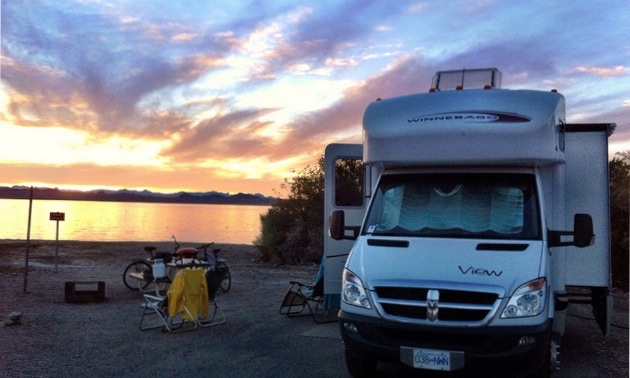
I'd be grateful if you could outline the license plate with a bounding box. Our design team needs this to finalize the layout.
[400,347,464,371]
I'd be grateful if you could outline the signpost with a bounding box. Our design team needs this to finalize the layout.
[50,212,65,221]
[50,212,65,272]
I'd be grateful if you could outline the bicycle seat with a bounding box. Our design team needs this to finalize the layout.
[144,246,157,252]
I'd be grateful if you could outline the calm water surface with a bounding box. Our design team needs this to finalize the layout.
[0,199,269,244]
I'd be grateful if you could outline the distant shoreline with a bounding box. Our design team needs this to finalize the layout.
[0,186,277,206]
[0,197,274,206]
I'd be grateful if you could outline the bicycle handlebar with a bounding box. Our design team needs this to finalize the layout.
[195,242,214,249]
[171,235,181,250]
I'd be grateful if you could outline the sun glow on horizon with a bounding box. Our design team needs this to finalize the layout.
[0,182,133,193]
[0,122,168,167]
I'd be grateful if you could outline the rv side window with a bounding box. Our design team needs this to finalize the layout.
[335,158,364,207]
[364,173,540,240]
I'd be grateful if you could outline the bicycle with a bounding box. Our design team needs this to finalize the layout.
[122,236,200,292]
[197,243,231,293]
[122,236,231,293]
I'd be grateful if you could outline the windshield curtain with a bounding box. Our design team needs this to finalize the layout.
[364,173,540,239]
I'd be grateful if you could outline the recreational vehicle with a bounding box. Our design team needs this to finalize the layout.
[324,68,614,376]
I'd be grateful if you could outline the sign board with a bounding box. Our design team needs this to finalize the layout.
[50,212,65,221]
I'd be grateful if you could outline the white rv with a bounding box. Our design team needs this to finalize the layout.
[324,68,614,376]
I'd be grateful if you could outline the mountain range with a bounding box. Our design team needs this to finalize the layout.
[0,186,277,206]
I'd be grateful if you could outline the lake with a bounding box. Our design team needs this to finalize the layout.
[0,199,270,244]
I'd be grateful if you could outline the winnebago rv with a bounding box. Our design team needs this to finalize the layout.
[324,68,614,376]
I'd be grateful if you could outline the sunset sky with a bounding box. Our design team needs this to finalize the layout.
[1,1,629,197]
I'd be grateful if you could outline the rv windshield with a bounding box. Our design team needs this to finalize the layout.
[364,173,540,240]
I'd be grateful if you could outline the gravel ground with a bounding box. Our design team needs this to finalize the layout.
[0,240,627,377]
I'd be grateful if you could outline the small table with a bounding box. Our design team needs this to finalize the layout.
[166,259,210,280]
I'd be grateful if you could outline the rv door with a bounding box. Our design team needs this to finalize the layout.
[323,143,366,308]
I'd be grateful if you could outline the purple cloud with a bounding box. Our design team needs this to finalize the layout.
[272,56,435,159]
[248,0,416,81]
[1,1,238,137]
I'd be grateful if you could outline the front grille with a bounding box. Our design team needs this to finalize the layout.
[373,285,501,325]
[381,303,489,321]
[376,287,497,305]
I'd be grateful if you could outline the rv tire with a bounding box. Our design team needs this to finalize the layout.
[529,332,554,377]
[345,347,377,377]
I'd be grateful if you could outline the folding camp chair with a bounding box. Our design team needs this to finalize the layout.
[198,267,228,327]
[279,263,337,323]
[140,268,208,332]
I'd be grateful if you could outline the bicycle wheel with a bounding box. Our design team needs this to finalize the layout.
[123,260,152,291]
[219,266,231,293]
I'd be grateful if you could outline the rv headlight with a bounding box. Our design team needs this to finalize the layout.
[342,269,371,309]
[501,278,546,318]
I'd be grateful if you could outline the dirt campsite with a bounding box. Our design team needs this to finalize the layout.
[0,240,627,377]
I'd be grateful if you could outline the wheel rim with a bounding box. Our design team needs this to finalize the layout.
[220,270,231,292]
[123,261,152,290]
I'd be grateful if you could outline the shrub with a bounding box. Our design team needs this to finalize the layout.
[254,157,324,265]
[610,152,629,290]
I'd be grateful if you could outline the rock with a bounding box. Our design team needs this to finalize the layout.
[2,311,22,326]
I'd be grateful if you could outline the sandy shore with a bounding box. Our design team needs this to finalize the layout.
[0,240,627,377]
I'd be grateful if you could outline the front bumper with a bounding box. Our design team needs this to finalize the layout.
[339,310,552,374]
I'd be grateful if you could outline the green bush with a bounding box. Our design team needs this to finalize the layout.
[610,152,629,290]
[254,157,324,265]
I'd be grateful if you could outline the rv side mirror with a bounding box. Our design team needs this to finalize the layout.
[573,213,594,248]
[329,210,345,241]
[548,213,594,248]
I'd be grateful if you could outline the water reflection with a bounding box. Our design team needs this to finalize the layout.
[0,199,269,244]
